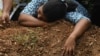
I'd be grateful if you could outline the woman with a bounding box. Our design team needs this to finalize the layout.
[18,0,91,56]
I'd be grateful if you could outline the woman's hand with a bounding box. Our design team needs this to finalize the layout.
[63,37,76,56]
[1,12,10,25]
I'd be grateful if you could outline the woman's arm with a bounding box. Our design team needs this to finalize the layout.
[3,0,12,13]
[63,18,91,56]
[18,14,47,27]
[1,0,12,24]
[68,18,91,40]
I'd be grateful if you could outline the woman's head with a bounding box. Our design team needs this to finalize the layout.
[37,0,77,22]
[43,0,68,22]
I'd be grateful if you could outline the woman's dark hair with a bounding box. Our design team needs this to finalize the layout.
[43,0,78,22]
[43,0,67,22]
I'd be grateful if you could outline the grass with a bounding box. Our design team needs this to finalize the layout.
[12,28,38,46]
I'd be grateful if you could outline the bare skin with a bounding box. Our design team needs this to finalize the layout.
[18,5,47,27]
[18,5,91,56]
[1,0,12,24]
[63,18,91,56]
[18,14,47,27]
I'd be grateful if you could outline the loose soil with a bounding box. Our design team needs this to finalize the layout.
[0,20,100,56]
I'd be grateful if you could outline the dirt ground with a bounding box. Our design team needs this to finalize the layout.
[0,20,100,56]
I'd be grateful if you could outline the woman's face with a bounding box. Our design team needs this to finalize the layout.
[37,5,46,21]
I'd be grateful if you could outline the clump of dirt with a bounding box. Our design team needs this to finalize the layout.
[0,20,100,56]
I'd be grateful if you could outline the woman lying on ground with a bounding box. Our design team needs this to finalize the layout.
[18,0,91,56]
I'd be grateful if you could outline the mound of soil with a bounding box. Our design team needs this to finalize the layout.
[0,20,100,56]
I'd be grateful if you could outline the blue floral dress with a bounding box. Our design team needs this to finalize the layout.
[21,0,91,24]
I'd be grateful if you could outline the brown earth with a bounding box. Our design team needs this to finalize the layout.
[0,20,100,56]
